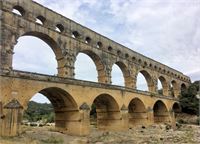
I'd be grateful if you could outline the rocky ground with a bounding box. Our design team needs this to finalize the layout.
[0,123,200,144]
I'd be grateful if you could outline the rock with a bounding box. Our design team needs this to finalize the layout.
[142,126,146,129]
[165,124,172,130]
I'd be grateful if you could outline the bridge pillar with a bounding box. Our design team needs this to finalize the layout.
[169,110,176,129]
[0,99,23,137]
[147,107,154,125]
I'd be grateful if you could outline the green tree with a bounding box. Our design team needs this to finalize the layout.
[179,81,200,115]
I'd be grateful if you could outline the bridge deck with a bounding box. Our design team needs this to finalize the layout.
[0,70,176,101]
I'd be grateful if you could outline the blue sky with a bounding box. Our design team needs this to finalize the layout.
[13,0,200,103]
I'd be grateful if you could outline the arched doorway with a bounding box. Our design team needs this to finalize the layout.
[91,94,120,130]
[153,100,170,123]
[128,98,147,127]
[23,87,79,134]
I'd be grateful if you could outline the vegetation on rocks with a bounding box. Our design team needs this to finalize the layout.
[180,81,200,115]
[23,101,54,123]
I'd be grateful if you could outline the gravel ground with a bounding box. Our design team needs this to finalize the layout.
[0,124,200,144]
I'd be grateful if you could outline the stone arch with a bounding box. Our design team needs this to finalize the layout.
[12,5,25,16]
[153,100,170,123]
[128,98,148,127]
[92,94,120,130]
[13,31,66,76]
[136,70,155,92]
[172,102,181,113]
[35,15,46,25]
[171,80,179,97]
[75,50,107,83]
[181,83,187,95]
[158,76,168,96]
[24,87,79,133]
[112,61,131,87]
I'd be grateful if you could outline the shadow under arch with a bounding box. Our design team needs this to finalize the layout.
[112,61,131,87]
[172,102,181,118]
[15,31,65,76]
[181,83,187,95]
[91,93,121,130]
[153,100,170,123]
[128,98,148,127]
[24,87,79,133]
[75,50,107,83]
[137,70,155,92]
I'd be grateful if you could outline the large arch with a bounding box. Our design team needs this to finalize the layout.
[75,50,107,83]
[91,94,120,130]
[136,70,155,92]
[171,80,179,97]
[128,98,148,127]
[13,31,65,76]
[111,61,131,87]
[24,87,79,133]
[153,100,170,123]
[158,76,168,96]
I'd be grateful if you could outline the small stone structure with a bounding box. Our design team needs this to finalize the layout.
[0,0,190,136]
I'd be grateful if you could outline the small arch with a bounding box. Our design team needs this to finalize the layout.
[132,56,136,61]
[72,31,80,38]
[85,37,91,44]
[128,98,147,127]
[12,5,25,16]
[36,15,46,25]
[154,65,157,70]
[55,24,64,33]
[117,50,121,55]
[158,76,168,96]
[108,46,113,51]
[125,53,129,58]
[153,100,170,123]
[97,41,103,48]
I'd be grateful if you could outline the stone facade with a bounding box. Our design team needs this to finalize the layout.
[0,0,190,136]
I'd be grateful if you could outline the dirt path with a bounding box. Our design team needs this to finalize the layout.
[0,124,200,144]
